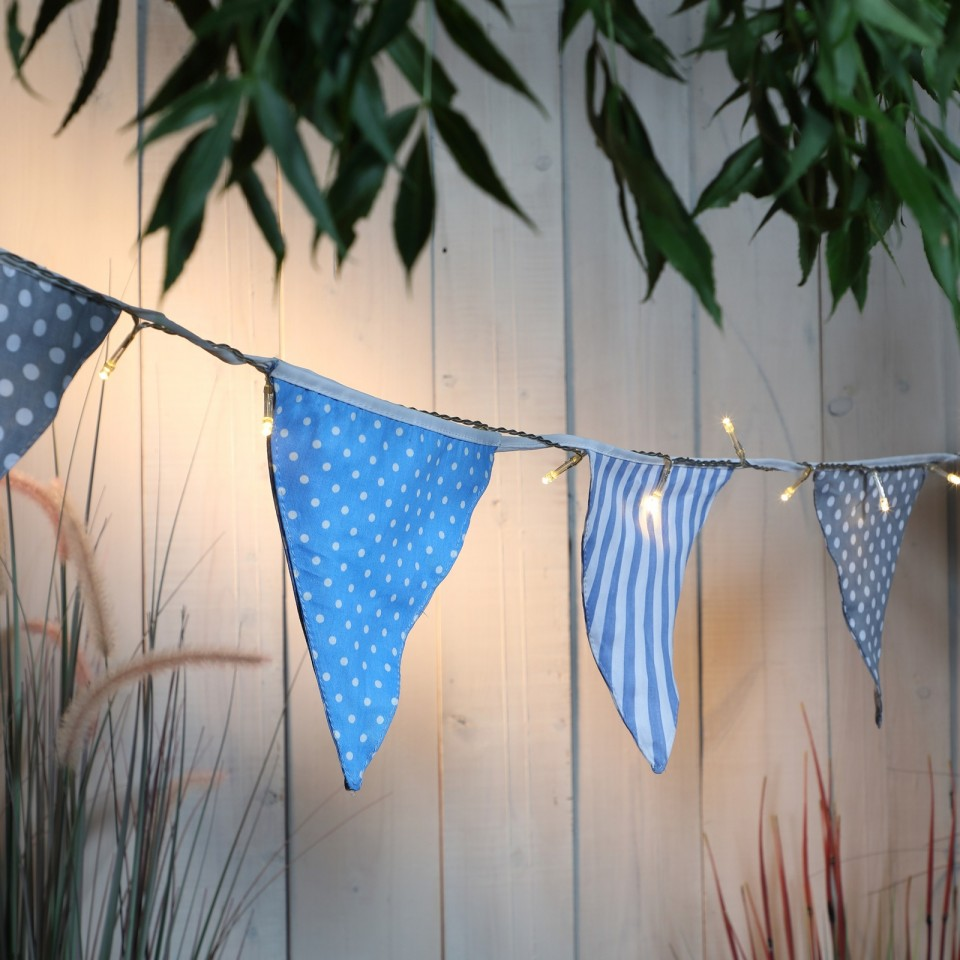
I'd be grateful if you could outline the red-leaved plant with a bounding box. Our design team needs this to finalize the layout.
[706,708,957,960]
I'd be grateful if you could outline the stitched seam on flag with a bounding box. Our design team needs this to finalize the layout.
[0,281,122,477]
[273,369,505,450]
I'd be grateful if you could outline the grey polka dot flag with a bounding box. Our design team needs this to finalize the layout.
[0,252,121,474]
[814,466,926,725]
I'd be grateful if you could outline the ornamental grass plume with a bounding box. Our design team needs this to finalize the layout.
[1,453,285,959]
[57,646,266,767]
[7,469,114,656]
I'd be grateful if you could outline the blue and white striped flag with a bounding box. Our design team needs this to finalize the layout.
[581,451,732,772]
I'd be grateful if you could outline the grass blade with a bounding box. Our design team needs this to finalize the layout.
[705,833,749,960]
[929,757,936,960]
[772,815,796,960]
[758,779,774,958]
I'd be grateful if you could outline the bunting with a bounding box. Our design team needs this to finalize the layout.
[814,466,926,725]
[0,247,956,788]
[267,363,499,788]
[581,451,732,772]
[0,254,121,475]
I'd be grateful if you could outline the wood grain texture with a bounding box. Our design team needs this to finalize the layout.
[4,1,960,956]
[280,85,445,960]
[135,3,288,953]
[562,5,707,956]
[821,226,959,955]
[430,2,574,955]
[691,49,830,960]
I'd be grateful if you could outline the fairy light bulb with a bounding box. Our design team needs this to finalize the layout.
[721,415,747,463]
[542,450,584,484]
[871,471,890,513]
[779,465,813,503]
[641,456,672,517]
[98,321,144,381]
[262,380,275,437]
[931,464,960,487]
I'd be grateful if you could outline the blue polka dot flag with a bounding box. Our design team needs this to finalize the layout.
[814,465,926,726]
[267,364,501,789]
[0,251,121,475]
[581,449,732,773]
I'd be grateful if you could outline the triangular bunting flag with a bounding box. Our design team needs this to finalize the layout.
[267,369,497,789]
[581,451,732,773]
[814,465,925,725]
[0,253,121,475]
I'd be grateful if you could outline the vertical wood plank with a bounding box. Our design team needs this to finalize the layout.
[562,6,707,956]
[280,92,444,959]
[136,4,287,953]
[821,228,959,953]
[431,2,574,956]
[691,49,830,958]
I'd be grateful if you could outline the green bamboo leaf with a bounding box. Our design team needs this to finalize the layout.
[933,1,960,106]
[393,129,435,273]
[479,0,511,21]
[235,167,285,274]
[140,77,244,150]
[854,0,939,47]
[253,80,344,253]
[6,1,25,67]
[387,27,458,105]
[916,116,960,166]
[826,223,864,309]
[778,108,833,196]
[167,0,215,30]
[57,0,119,131]
[695,136,763,213]
[362,0,418,55]
[613,175,645,264]
[872,113,960,320]
[797,225,819,285]
[21,0,74,61]
[329,106,418,249]
[433,103,533,227]
[145,102,238,288]
[596,66,719,321]
[138,39,229,122]
[609,1,682,80]
[435,0,545,114]
[561,0,597,44]
[350,65,396,166]
[851,247,870,309]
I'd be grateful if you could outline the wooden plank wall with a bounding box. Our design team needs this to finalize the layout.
[3,1,959,958]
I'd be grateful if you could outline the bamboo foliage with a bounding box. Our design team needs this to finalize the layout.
[8,0,960,331]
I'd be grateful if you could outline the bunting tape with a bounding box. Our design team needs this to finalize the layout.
[2,246,957,787]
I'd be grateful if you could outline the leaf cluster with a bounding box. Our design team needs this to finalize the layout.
[8,0,536,290]
[8,0,960,330]
[687,0,960,327]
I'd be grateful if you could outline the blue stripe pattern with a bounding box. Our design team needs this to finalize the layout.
[581,452,732,772]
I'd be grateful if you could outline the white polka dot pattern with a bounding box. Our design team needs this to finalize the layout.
[0,261,120,474]
[814,466,925,725]
[269,377,497,789]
